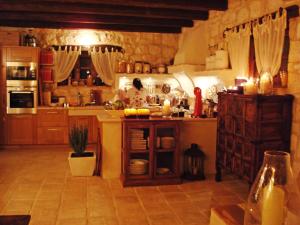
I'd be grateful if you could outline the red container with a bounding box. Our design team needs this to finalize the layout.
[40,68,52,81]
[40,50,54,65]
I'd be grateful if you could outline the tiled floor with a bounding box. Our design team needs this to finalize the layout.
[0,147,249,225]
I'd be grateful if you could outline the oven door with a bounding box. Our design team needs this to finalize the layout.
[6,62,37,80]
[7,87,37,114]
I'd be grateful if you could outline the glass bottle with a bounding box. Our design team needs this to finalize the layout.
[244,151,300,225]
[258,70,273,95]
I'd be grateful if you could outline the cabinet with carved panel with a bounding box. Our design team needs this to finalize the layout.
[216,93,293,183]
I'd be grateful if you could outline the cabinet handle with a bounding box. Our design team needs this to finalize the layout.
[48,128,59,131]
[47,111,58,114]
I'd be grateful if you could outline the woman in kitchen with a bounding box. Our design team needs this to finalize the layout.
[124,78,149,107]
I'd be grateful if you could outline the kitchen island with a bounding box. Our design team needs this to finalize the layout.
[96,111,217,179]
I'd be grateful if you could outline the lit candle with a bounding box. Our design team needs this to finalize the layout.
[244,78,257,95]
[262,185,285,225]
[162,99,171,116]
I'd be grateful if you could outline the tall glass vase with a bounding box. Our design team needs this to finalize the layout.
[244,151,300,225]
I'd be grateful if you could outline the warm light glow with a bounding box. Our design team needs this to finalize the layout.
[119,77,130,90]
[76,30,98,46]
[173,72,195,97]
[193,76,224,100]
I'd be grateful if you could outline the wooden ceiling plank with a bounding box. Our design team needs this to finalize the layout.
[0,20,182,33]
[0,11,194,27]
[2,0,228,11]
[0,2,209,20]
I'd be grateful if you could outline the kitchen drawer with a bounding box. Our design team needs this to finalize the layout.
[37,109,68,127]
[37,127,68,144]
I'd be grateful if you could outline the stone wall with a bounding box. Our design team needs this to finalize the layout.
[203,0,300,179]
[0,27,178,66]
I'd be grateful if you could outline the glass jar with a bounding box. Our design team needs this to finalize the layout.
[244,151,300,225]
[258,70,273,95]
[134,61,143,73]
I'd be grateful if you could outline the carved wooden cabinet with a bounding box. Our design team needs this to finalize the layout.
[121,118,181,186]
[216,93,293,183]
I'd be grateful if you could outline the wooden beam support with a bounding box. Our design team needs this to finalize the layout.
[0,2,209,20]
[0,12,194,28]
[1,0,228,11]
[0,20,182,33]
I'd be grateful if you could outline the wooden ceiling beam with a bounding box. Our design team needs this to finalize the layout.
[0,12,193,28]
[0,20,182,33]
[1,0,228,11]
[0,2,209,20]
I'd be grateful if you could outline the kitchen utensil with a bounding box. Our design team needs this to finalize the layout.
[161,83,171,94]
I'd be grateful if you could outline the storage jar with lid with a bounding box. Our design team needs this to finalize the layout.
[143,62,151,73]
[126,62,134,74]
[134,61,143,73]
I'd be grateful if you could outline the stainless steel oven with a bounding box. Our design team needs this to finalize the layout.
[6,81,37,114]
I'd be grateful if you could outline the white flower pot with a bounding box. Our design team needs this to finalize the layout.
[68,151,96,176]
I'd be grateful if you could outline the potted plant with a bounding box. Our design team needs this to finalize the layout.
[68,126,96,176]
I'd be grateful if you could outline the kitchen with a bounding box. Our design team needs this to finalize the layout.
[0,0,300,225]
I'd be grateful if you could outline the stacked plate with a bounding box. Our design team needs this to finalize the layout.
[129,159,149,175]
[130,129,147,150]
[161,137,175,149]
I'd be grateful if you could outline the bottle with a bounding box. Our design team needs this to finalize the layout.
[87,74,93,86]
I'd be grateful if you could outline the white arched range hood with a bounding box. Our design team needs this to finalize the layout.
[167,22,232,99]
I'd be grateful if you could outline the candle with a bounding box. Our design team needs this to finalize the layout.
[244,78,257,95]
[162,99,171,116]
[262,185,285,225]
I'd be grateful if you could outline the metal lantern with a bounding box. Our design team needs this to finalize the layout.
[183,143,206,180]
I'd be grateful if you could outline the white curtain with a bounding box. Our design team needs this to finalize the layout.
[90,47,120,86]
[252,10,286,76]
[53,46,81,82]
[225,23,251,77]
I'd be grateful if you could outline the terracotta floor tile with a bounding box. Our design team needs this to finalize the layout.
[148,213,181,225]
[163,192,189,203]
[2,199,33,214]
[87,216,119,225]
[142,202,171,215]
[87,205,117,218]
[58,207,87,219]
[0,148,249,225]
[32,199,61,210]
[158,185,182,192]
[56,218,87,225]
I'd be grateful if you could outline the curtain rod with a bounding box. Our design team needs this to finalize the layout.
[51,44,124,53]
[223,4,299,36]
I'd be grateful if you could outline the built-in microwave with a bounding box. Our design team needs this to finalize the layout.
[6,81,37,114]
[6,62,37,81]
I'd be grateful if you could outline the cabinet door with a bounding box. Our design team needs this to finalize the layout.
[37,127,68,144]
[69,116,94,144]
[6,46,39,62]
[124,123,152,179]
[154,122,180,178]
[7,115,35,144]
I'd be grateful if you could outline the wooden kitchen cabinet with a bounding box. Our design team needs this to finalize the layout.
[69,116,97,144]
[216,93,293,183]
[5,46,39,62]
[7,114,37,145]
[37,108,68,144]
[121,118,181,186]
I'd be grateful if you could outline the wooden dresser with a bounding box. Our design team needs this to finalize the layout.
[216,93,293,183]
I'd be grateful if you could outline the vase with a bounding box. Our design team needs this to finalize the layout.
[244,151,300,225]
[258,70,273,95]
